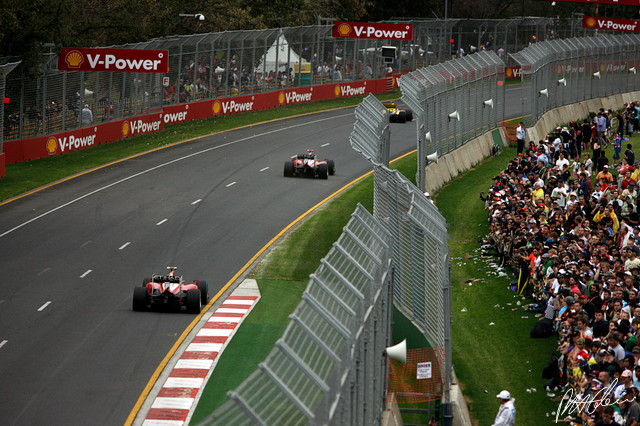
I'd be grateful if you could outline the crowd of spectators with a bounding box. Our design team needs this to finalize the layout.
[481,104,640,425]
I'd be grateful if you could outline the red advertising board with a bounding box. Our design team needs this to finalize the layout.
[545,0,640,6]
[332,22,413,40]
[3,79,389,165]
[58,48,169,73]
[582,16,640,33]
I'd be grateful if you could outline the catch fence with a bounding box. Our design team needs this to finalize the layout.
[200,204,394,425]
[510,34,640,127]
[2,16,596,145]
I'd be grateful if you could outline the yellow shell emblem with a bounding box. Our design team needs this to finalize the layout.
[278,92,285,104]
[122,121,130,136]
[334,85,341,97]
[338,23,351,36]
[65,50,84,68]
[213,101,221,115]
[585,17,596,28]
[46,137,57,154]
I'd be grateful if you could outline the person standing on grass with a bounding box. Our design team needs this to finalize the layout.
[516,122,526,155]
[492,390,516,426]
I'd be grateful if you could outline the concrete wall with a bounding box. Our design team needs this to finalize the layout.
[424,90,640,195]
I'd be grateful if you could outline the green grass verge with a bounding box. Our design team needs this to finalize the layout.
[0,91,401,203]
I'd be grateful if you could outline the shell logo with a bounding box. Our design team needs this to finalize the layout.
[585,17,597,28]
[65,50,84,68]
[122,121,130,136]
[46,137,58,155]
[506,68,513,78]
[278,92,285,104]
[213,101,221,115]
[337,23,351,37]
[334,85,341,97]
[600,62,605,73]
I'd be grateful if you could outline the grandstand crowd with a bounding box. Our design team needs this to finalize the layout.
[482,103,640,425]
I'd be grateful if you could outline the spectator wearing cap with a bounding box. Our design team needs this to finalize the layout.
[424,192,434,205]
[596,165,615,186]
[492,390,516,426]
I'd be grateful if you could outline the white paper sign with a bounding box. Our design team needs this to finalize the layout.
[417,362,432,379]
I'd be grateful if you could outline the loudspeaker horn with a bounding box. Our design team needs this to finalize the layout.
[539,88,549,97]
[425,131,432,143]
[483,98,494,108]
[385,339,407,363]
[448,110,460,121]
[426,152,439,164]
[593,71,601,79]
[630,67,637,75]
[557,78,566,86]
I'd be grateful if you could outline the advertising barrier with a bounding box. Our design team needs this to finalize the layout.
[3,78,395,164]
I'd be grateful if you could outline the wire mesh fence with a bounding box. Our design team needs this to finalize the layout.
[200,204,394,425]
[509,34,640,127]
[2,17,598,146]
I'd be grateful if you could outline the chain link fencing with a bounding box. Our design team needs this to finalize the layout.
[2,17,597,145]
[200,204,394,425]
[510,34,640,127]
[398,50,505,189]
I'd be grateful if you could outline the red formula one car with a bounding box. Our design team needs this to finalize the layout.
[132,267,208,314]
[284,149,335,179]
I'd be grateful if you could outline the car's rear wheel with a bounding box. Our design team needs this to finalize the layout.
[327,160,335,175]
[196,280,208,304]
[186,289,201,314]
[284,161,294,177]
[132,286,149,311]
[318,163,328,179]
[398,111,407,123]
[406,109,413,121]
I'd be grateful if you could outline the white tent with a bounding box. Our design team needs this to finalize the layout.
[254,34,306,74]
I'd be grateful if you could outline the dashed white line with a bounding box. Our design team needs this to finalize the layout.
[0,113,351,239]
[191,199,202,205]
[38,267,51,276]
[38,301,52,312]
[0,340,7,349]
[80,270,92,278]
[80,240,92,248]
[226,182,237,187]
[321,143,330,147]
[156,219,168,225]
[259,167,270,172]
[119,242,131,250]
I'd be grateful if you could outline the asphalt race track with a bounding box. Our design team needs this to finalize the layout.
[0,86,523,425]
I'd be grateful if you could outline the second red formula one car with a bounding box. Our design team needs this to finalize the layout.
[284,149,335,179]
[132,267,208,314]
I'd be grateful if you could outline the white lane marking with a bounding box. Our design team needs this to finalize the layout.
[0,340,7,349]
[38,267,51,276]
[226,182,237,187]
[38,301,52,312]
[156,219,168,226]
[80,270,92,278]
[0,113,351,239]
[80,240,91,248]
[119,242,131,250]
[259,167,269,172]
[191,199,202,205]
[321,143,330,147]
